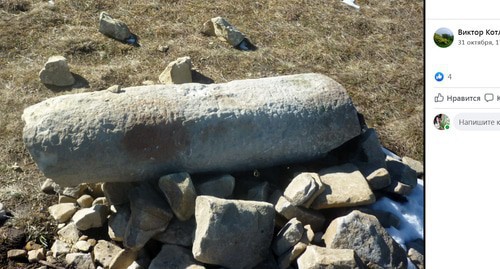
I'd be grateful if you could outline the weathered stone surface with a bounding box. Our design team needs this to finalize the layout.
[48,203,77,223]
[322,210,407,269]
[124,183,173,251]
[272,218,304,256]
[77,194,94,208]
[159,172,197,221]
[108,205,130,242]
[153,217,196,247]
[274,195,325,231]
[66,253,96,269]
[72,205,109,231]
[278,242,307,269]
[57,222,80,244]
[296,245,365,269]
[408,248,424,269]
[23,73,361,186]
[203,17,246,46]
[62,184,88,198]
[365,167,391,190]
[103,182,133,205]
[99,12,131,41]
[311,164,375,209]
[386,159,418,189]
[39,56,75,86]
[247,181,270,201]
[150,244,205,269]
[51,240,70,257]
[58,195,77,204]
[93,240,136,269]
[195,174,235,198]
[159,56,193,84]
[192,196,275,269]
[27,248,45,263]
[283,172,324,208]
[7,249,27,260]
[402,156,423,177]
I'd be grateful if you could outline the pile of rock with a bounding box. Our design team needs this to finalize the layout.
[19,74,424,268]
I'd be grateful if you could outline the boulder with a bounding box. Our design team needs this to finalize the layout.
[158,56,193,84]
[158,172,197,221]
[274,195,325,231]
[66,253,95,269]
[311,164,375,209]
[296,245,365,269]
[72,205,109,231]
[149,244,204,269]
[272,218,304,256]
[99,12,132,41]
[195,174,235,198]
[103,182,133,205]
[322,210,407,268]
[277,242,307,269]
[22,73,361,186]
[48,203,77,223]
[108,205,130,242]
[283,172,324,208]
[124,183,173,251]
[192,196,275,269]
[39,56,75,86]
[153,217,196,247]
[386,159,418,190]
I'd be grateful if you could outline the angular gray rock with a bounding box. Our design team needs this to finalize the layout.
[202,17,246,46]
[51,240,70,257]
[322,210,407,268]
[124,183,173,251]
[158,172,197,221]
[39,56,75,86]
[103,182,133,205]
[22,73,361,186]
[344,128,388,178]
[153,217,196,247]
[296,245,365,269]
[408,248,424,269]
[72,205,109,231]
[195,174,235,198]
[159,56,193,84]
[274,195,325,231]
[272,218,304,256]
[277,242,307,269]
[7,249,27,260]
[149,244,205,269]
[283,172,324,208]
[311,164,375,209]
[62,184,88,198]
[192,196,275,269]
[66,253,96,269]
[386,159,418,189]
[99,12,132,41]
[41,178,58,194]
[27,248,45,263]
[108,205,131,242]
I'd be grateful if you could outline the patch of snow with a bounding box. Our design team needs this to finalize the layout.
[371,179,424,249]
[341,0,360,9]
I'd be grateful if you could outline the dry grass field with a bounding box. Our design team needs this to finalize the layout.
[0,0,422,266]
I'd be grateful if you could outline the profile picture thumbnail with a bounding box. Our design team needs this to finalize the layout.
[434,114,450,130]
[434,28,454,48]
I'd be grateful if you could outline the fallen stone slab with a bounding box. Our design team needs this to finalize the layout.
[192,196,275,269]
[23,73,361,186]
[296,245,365,269]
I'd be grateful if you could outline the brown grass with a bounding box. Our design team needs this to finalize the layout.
[0,0,422,259]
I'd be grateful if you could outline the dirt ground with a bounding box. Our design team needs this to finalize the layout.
[0,0,423,267]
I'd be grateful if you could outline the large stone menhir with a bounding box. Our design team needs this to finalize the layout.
[22,73,361,186]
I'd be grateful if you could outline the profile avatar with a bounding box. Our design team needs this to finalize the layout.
[434,28,454,48]
[434,114,450,130]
